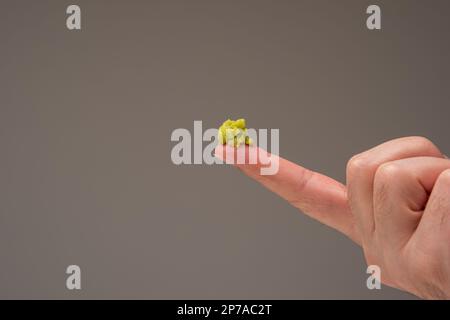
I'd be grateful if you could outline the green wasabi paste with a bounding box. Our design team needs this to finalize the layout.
[218,118,252,147]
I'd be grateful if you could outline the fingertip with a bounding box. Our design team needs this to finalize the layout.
[215,144,265,166]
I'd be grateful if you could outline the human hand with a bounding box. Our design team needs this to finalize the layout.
[215,136,450,299]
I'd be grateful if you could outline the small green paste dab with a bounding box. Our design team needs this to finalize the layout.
[218,118,252,147]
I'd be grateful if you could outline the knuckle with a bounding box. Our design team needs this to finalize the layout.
[346,153,371,178]
[436,168,450,185]
[374,162,406,184]
[373,162,409,213]
[408,136,439,154]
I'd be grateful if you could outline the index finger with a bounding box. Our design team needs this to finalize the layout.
[215,144,358,243]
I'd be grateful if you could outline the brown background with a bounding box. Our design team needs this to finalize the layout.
[1,0,449,299]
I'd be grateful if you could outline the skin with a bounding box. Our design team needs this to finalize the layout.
[215,136,450,299]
